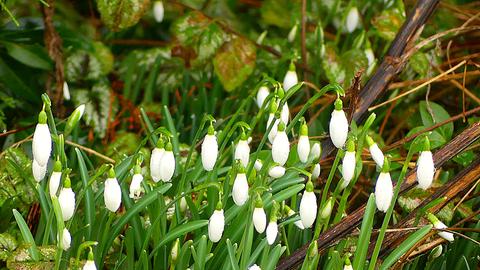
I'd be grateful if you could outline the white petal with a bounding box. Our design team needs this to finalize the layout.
[299,191,317,228]
[153,1,164,22]
[287,209,304,229]
[249,264,262,270]
[202,134,218,171]
[232,173,249,206]
[281,103,289,125]
[59,228,71,251]
[346,7,360,33]
[297,135,310,163]
[63,81,71,100]
[272,131,290,166]
[341,151,356,186]
[49,171,62,197]
[83,260,97,270]
[329,110,348,149]
[375,172,393,212]
[266,221,278,245]
[256,86,270,108]
[150,148,164,182]
[208,210,224,242]
[267,114,279,144]
[283,70,298,92]
[365,48,375,66]
[434,221,454,242]
[416,151,434,190]
[369,143,384,168]
[268,166,285,178]
[160,151,175,182]
[234,140,250,168]
[310,142,321,160]
[32,123,52,166]
[104,178,122,212]
[254,159,263,171]
[129,174,144,199]
[344,265,353,270]
[32,160,47,182]
[312,163,320,179]
[58,187,76,221]
[253,207,267,233]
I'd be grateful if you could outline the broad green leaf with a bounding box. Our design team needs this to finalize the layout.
[371,8,405,41]
[260,0,295,28]
[2,42,52,70]
[322,43,345,85]
[410,52,430,77]
[96,0,150,31]
[353,194,376,270]
[341,49,368,89]
[12,209,40,261]
[419,101,453,140]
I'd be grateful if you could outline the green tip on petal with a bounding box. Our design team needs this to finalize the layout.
[289,61,296,71]
[165,142,173,151]
[278,121,286,132]
[381,157,390,173]
[254,193,263,208]
[334,99,343,111]
[134,164,142,175]
[269,99,278,113]
[366,135,374,147]
[108,167,116,178]
[345,257,352,266]
[215,200,223,210]
[300,123,308,136]
[423,136,431,152]
[38,111,47,124]
[207,124,215,135]
[307,240,318,258]
[88,249,94,260]
[63,175,71,188]
[426,212,439,224]
[53,159,62,172]
[306,181,314,192]
[346,139,355,152]
[240,130,248,141]
[237,162,246,173]
[270,201,279,222]
[156,138,164,149]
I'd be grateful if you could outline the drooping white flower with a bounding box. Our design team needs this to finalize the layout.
[59,228,71,251]
[232,168,249,206]
[329,99,348,149]
[343,258,353,270]
[283,62,298,92]
[416,138,435,190]
[249,264,261,270]
[287,23,298,43]
[312,163,320,179]
[266,221,278,245]
[171,239,180,263]
[256,86,270,108]
[299,181,317,228]
[63,81,70,100]
[375,159,393,213]
[49,160,62,197]
[201,125,218,171]
[297,122,310,163]
[310,142,321,161]
[272,122,290,166]
[208,206,224,243]
[267,113,279,144]
[32,159,47,182]
[153,1,164,23]
[104,168,122,212]
[345,7,360,33]
[129,165,144,200]
[365,48,375,67]
[83,250,97,270]
[268,165,285,178]
[280,103,289,125]
[179,196,188,212]
[367,136,384,168]
[341,140,356,189]
[285,205,304,229]
[253,207,267,234]
[58,176,76,221]
[64,104,86,135]
[150,139,165,183]
[160,142,175,182]
[428,213,454,242]
[235,134,250,168]
[254,159,263,171]
[320,197,334,220]
[32,111,51,167]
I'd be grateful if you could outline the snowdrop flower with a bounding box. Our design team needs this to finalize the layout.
[343,258,353,270]
[283,62,298,92]
[284,205,304,229]
[58,175,75,221]
[171,239,180,263]
[208,202,225,243]
[160,142,175,182]
[249,264,261,270]
[252,195,267,233]
[32,159,47,182]
[49,160,62,197]
[287,23,298,43]
[256,86,270,108]
[266,101,279,143]
[234,132,250,168]
[129,164,144,200]
[201,124,218,171]
[153,1,164,23]
[32,110,51,167]
[329,99,348,149]
[272,121,290,166]
[266,202,279,245]
[65,104,86,136]
[312,163,320,179]
[254,159,263,171]
[104,168,122,212]
[83,249,96,270]
[365,48,375,67]
[179,196,188,212]
[297,121,310,163]
[310,142,321,161]
[59,228,71,251]
[366,135,384,168]
[232,165,249,206]
[299,181,317,228]
[345,7,360,33]
[320,197,334,220]
[341,140,356,189]
[416,137,435,190]
[63,81,70,100]
[150,138,165,182]
[375,158,393,213]
[427,213,454,242]
[268,165,285,178]
[280,103,290,125]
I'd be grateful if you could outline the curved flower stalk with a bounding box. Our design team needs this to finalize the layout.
[160,142,175,182]
[267,101,280,144]
[256,85,270,108]
[284,205,304,229]
[297,120,310,163]
[266,202,279,245]
[341,140,356,189]
[427,213,454,242]
[366,135,384,168]
[208,202,225,243]
[104,167,122,212]
[59,228,71,251]
[375,158,393,213]
[234,131,250,168]
[83,249,97,270]
[232,164,249,206]
[153,1,164,23]
[416,137,435,190]
[272,121,290,166]
[129,163,144,200]
[150,138,165,183]
[32,159,47,182]
[58,175,76,221]
[268,164,285,178]
[283,61,298,92]
[49,159,62,197]
[299,181,317,228]
[252,195,267,233]
[32,110,52,167]
[329,99,348,149]
[201,124,218,171]
[345,6,360,33]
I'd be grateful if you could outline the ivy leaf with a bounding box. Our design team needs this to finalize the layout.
[341,49,368,89]
[213,37,256,92]
[405,126,446,150]
[96,0,150,32]
[322,43,345,85]
[409,52,429,77]
[371,8,405,41]
[419,101,453,140]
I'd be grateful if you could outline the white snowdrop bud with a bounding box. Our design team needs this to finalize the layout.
[256,86,270,108]
[32,111,51,167]
[427,213,454,242]
[59,228,71,251]
[268,165,285,178]
[150,138,165,183]
[280,103,289,125]
[287,23,298,43]
[254,159,263,171]
[375,158,393,213]
[104,168,122,212]
[249,264,261,270]
[129,165,144,200]
[341,140,356,189]
[366,136,384,168]
[160,142,175,182]
[266,217,278,245]
[272,122,290,166]
[297,121,310,163]
[153,1,164,23]
[201,125,218,171]
[267,113,279,144]
[329,99,348,149]
[83,250,96,270]
[283,62,298,92]
[365,48,375,67]
[171,238,180,263]
[345,7,360,33]
[312,163,320,179]
[208,203,225,243]
[285,205,304,229]
[234,133,250,168]
[310,142,321,161]
[252,196,267,233]
[32,159,47,182]
[320,197,334,220]
[63,81,70,100]
[232,166,249,206]
[416,138,435,190]
[179,196,188,212]
[49,160,62,197]
[299,181,317,228]
[58,176,75,221]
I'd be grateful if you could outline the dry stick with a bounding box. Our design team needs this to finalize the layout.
[65,140,115,164]
[388,70,480,89]
[277,122,480,270]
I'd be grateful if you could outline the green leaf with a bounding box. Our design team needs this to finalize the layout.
[226,239,240,270]
[96,0,150,31]
[260,0,295,28]
[12,209,40,261]
[0,58,37,103]
[419,101,453,140]
[0,232,17,261]
[410,52,429,77]
[2,42,52,70]
[75,148,95,239]
[371,8,405,41]
[353,194,376,270]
